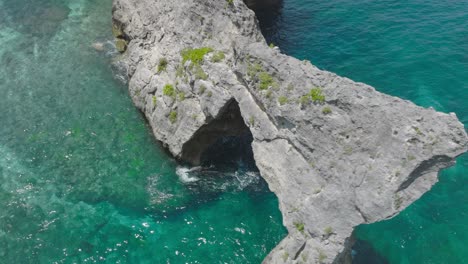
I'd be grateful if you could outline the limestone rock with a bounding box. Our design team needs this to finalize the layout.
[111,0,468,263]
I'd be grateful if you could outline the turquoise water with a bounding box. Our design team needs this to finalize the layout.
[258,0,468,263]
[2,0,467,263]
[0,0,286,263]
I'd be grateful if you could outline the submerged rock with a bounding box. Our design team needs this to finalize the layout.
[114,38,127,53]
[92,42,105,51]
[112,20,128,53]
[111,0,468,263]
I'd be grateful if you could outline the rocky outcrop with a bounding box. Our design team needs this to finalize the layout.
[111,0,468,263]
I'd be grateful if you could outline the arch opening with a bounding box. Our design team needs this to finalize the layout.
[180,99,252,166]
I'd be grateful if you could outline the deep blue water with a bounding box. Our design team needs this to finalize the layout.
[258,0,468,263]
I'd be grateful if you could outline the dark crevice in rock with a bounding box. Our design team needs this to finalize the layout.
[354,204,369,223]
[397,155,452,192]
[293,240,307,260]
[233,70,269,114]
[181,99,250,165]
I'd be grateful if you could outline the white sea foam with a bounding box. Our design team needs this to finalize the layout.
[176,166,200,183]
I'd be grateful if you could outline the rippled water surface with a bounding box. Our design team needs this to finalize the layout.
[258,0,468,263]
[0,0,286,263]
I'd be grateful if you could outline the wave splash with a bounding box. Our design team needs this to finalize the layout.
[175,163,262,192]
[176,166,201,183]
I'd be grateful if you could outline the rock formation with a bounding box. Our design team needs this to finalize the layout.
[111,0,468,263]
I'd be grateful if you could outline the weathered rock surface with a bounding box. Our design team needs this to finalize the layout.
[112,0,468,263]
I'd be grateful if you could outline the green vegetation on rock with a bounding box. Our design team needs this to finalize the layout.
[310,87,325,103]
[112,23,124,38]
[194,65,208,80]
[300,95,310,105]
[176,64,185,78]
[247,62,263,78]
[157,58,168,73]
[199,85,206,94]
[181,47,213,65]
[324,226,333,235]
[318,250,327,263]
[266,90,273,100]
[115,39,127,53]
[293,222,305,233]
[178,92,185,101]
[249,116,255,126]
[247,62,278,90]
[211,51,225,63]
[163,84,175,97]
[169,111,178,123]
[258,71,275,90]
[322,106,332,115]
[278,96,288,105]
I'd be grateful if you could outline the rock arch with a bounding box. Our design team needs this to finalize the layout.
[180,99,250,165]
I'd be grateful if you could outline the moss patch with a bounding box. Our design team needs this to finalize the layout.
[169,111,178,123]
[115,39,127,53]
[181,47,213,65]
[163,84,175,97]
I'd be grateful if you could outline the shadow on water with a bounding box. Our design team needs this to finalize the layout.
[2,0,70,37]
[351,238,389,264]
[250,0,284,45]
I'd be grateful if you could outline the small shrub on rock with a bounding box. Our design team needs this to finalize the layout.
[310,87,325,103]
[278,96,288,105]
[169,111,177,123]
[163,84,175,97]
[211,51,225,63]
[181,47,213,65]
[322,106,332,115]
[157,58,168,73]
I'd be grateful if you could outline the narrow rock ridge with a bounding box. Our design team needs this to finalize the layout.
[111,0,468,263]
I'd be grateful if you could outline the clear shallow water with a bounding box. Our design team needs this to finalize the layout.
[0,0,286,263]
[258,0,468,263]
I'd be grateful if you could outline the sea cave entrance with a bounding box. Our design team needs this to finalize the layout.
[180,99,254,168]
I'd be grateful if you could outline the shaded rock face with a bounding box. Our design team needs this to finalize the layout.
[243,0,283,10]
[111,0,468,263]
[181,99,249,164]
